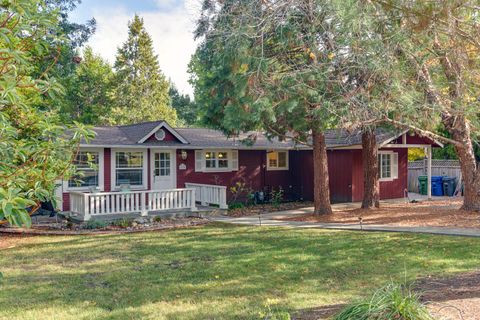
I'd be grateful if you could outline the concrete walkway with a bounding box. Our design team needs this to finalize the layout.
[210,196,480,238]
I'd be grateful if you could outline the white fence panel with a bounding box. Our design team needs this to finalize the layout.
[408,160,461,192]
[184,183,228,209]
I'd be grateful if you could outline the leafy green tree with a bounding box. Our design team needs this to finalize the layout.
[373,1,480,211]
[169,83,198,126]
[0,0,93,227]
[59,47,114,125]
[111,15,177,125]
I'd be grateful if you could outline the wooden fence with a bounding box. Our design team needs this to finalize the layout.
[408,159,461,192]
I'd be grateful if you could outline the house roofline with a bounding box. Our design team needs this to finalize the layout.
[137,121,189,144]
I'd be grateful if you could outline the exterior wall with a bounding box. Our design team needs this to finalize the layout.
[290,150,354,203]
[61,145,410,211]
[351,148,408,202]
[145,128,180,142]
[176,149,292,201]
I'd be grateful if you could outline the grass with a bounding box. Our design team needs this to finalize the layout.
[0,223,479,319]
[334,282,434,320]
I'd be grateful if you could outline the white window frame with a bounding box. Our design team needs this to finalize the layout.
[111,149,148,190]
[195,150,239,172]
[378,151,398,181]
[266,150,289,171]
[64,148,104,192]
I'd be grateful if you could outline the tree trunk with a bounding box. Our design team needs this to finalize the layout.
[312,129,333,215]
[361,130,380,209]
[444,116,480,211]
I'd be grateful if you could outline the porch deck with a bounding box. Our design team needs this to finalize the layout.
[68,184,228,222]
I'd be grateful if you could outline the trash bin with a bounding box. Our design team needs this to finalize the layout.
[418,176,428,195]
[443,177,457,197]
[431,176,444,196]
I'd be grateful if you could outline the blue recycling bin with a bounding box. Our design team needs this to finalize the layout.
[431,176,444,196]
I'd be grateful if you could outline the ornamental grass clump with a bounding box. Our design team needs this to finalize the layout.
[334,282,434,320]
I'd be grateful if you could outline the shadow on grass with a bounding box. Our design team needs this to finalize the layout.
[1,223,480,319]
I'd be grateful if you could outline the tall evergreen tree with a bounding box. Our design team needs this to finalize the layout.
[169,83,198,126]
[111,15,177,125]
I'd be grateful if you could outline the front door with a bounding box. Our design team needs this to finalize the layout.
[152,151,175,190]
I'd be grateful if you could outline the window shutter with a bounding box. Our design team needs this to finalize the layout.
[231,150,239,171]
[392,153,399,179]
[195,150,203,172]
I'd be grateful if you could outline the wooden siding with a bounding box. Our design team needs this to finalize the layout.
[290,150,353,203]
[351,148,408,202]
[176,149,292,201]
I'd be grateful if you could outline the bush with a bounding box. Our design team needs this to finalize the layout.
[334,282,434,320]
[83,219,108,229]
[228,202,245,210]
[111,218,133,228]
[271,187,284,208]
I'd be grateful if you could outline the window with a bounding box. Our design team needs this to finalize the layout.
[115,151,144,186]
[205,151,229,169]
[378,152,398,180]
[195,150,238,172]
[68,151,99,188]
[155,152,171,176]
[267,151,288,170]
[155,129,166,141]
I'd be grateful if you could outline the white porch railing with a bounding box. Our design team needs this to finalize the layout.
[185,183,228,209]
[70,188,197,221]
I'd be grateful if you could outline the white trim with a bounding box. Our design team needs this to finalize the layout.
[137,121,189,144]
[378,151,395,182]
[154,129,166,141]
[193,149,239,172]
[266,150,289,171]
[63,148,105,192]
[379,129,444,148]
[150,149,177,190]
[111,148,148,190]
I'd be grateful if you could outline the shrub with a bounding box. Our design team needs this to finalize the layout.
[153,216,162,222]
[228,202,245,210]
[83,219,108,230]
[111,218,133,228]
[270,187,284,208]
[334,282,434,320]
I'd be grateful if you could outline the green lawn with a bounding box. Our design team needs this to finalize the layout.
[1,224,479,320]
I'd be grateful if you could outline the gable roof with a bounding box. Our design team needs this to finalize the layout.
[81,120,430,150]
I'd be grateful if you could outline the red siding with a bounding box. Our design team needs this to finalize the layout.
[351,148,408,202]
[62,193,70,211]
[290,150,353,203]
[176,149,291,201]
[145,128,180,142]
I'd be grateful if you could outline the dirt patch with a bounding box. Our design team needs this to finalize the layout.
[228,201,314,217]
[281,200,480,229]
[0,234,35,250]
[419,271,480,320]
[293,271,480,320]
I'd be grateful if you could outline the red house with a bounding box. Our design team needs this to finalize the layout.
[58,120,441,220]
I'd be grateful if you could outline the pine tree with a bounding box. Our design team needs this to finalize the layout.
[169,83,198,126]
[111,15,177,125]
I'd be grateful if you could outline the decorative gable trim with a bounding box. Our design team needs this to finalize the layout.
[137,121,189,144]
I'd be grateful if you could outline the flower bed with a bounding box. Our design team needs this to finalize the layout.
[228,201,313,217]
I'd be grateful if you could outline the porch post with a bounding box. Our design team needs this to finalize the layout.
[140,192,148,216]
[190,189,198,212]
[83,193,91,221]
[426,146,432,200]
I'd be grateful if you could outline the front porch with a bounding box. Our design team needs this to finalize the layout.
[68,183,228,221]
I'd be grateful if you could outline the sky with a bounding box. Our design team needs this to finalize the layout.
[70,0,201,96]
